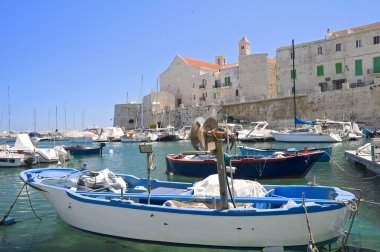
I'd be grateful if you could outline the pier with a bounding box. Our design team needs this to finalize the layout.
[345,150,380,175]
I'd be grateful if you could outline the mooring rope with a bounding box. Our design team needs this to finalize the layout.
[302,193,319,252]
[0,183,27,225]
[325,151,379,180]
[25,183,41,220]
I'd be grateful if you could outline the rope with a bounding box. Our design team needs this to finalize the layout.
[326,151,379,180]
[302,193,319,252]
[0,183,27,225]
[25,184,41,220]
[360,199,380,205]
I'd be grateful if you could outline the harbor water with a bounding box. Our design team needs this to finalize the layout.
[1,139,379,252]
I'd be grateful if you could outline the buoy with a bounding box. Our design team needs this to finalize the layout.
[109,149,114,154]
[0,216,15,226]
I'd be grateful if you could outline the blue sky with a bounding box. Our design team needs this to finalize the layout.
[0,0,379,131]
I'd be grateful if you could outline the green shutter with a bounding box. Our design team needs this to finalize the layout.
[374,56,380,73]
[355,59,363,76]
[335,62,342,74]
[291,69,296,79]
[317,65,324,76]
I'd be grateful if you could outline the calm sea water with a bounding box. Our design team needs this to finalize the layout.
[1,139,379,252]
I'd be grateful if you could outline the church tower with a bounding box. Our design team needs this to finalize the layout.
[239,36,250,59]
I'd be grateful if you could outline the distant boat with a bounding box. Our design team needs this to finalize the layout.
[166,150,324,179]
[272,125,342,143]
[64,143,106,155]
[121,130,158,142]
[239,145,332,162]
[155,126,177,141]
[11,134,69,163]
[238,121,276,142]
[274,40,342,143]
[0,150,35,167]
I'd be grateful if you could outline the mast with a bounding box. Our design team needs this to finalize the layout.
[141,75,144,129]
[292,39,297,129]
[65,106,67,130]
[155,78,158,129]
[34,108,36,132]
[55,105,58,132]
[7,86,11,135]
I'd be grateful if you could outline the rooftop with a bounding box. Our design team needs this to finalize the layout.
[329,21,380,37]
[180,56,238,70]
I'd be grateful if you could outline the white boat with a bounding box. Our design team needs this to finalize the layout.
[238,121,276,142]
[19,117,358,249]
[315,119,363,141]
[20,166,357,248]
[272,128,342,143]
[121,130,158,142]
[0,151,35,167]
[11,134,69,163]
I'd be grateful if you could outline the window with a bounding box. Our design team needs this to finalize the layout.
[317,46,323,55]
[290,69,296,80]
[374,56,380,73]
[336,43,341,51]
[202,79,207,86]
[214,79,221,88]
[333,83,342,90]
[336,62,343,74]
[319,83,328,92]
[374,36,379,45]
[356,40,362,48]
[236,89,239,96]
[317,65,324,76]
[224,76,231,86]
[241,45,245,49]
[355,59,363,76]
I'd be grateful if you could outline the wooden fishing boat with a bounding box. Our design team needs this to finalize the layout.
[239,145,332,162]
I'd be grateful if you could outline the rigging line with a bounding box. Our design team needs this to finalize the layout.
[326,152,379,180]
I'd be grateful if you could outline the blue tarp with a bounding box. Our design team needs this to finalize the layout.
[294,116,319,125]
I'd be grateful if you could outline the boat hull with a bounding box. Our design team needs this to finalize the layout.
[64,147,103,155]
[166,152,323,179]
[33,184,348,248]
[239,146,332,162]
[272,132,342,143]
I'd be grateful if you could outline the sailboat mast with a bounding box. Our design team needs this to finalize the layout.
[141,75,144,129]
[155,78,158,129]
[292,39,297,129]
[55,105,58,132]
[34,108,36,132]
[7,86,11,135]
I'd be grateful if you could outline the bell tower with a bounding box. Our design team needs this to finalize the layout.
[239,36,250,59]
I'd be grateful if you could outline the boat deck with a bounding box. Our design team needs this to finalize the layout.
[344,151,380,174]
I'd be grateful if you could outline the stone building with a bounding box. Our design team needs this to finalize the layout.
[276,21,380,97]
[160,36,277,108]
[114,91,175,130]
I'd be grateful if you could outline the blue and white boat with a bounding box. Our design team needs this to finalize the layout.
[18,117,358,249]
[239,145,332,162]
[20,167,356,248]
